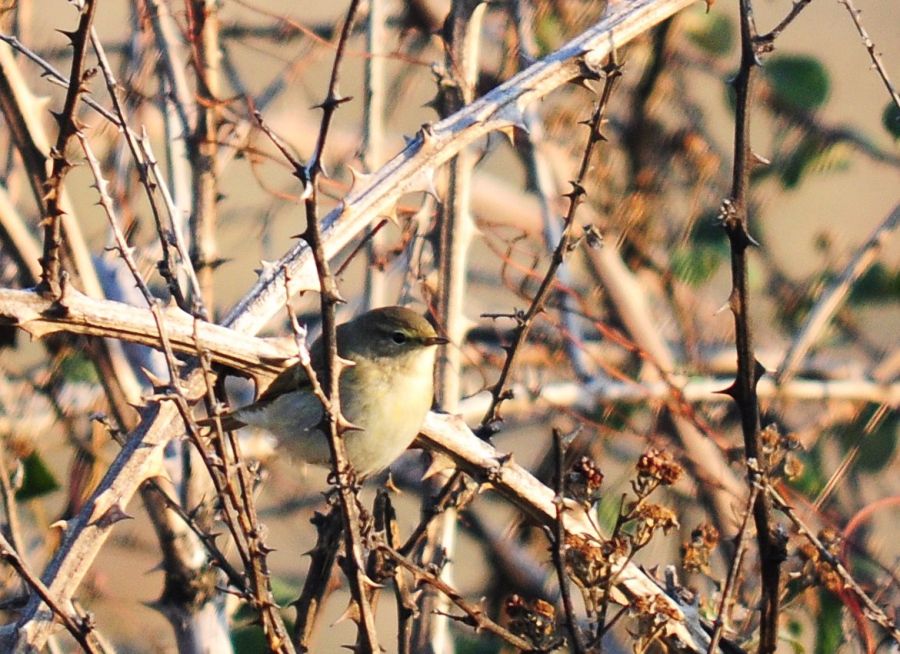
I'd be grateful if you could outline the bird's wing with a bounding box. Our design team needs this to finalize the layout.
[195,363,313,431]
[255,361,313,404]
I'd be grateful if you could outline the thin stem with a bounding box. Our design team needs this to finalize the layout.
[550,430,587,653]
[479,55,621,434]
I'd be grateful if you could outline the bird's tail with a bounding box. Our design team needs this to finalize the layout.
[195,413,247,432]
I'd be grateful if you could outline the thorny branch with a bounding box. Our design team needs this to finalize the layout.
[721,3,785,651]
[550,430,588,653]
[36,0,98,298]
[478,55,622,436]
[257,0,379,649]
[707,485,759,653]
[378,544,537,651]
[0,532,103,653]
[766,484,900,644]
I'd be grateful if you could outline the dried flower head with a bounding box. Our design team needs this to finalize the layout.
[564,533,608,590]
[563,533,628,613]
[505,594,560,650]
[797,529,845,593]
[630,503,679,548]
[566,456,604,507]
[681,523,720,574]
[634,447,683,496]
[759,423,805,479]
[629,594,683,648]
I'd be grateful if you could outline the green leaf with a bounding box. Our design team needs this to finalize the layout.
[814,591,844,654]
[883,102,900,139]
[778,136,850,189]
[693,211,726,245]
[671,244,724,286]
[837,408,898,473]
[15,452,60,501]
[765,55,830,111]
[230,625,266,654]
[849,263,900,304]
[687,13,734,56]
[58,351,98,384]
[788,447,825,497]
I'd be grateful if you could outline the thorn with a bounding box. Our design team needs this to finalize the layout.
[419,122,435,144]
[140,366,169,391]
[753,359,767,385]
[56,28,79,46]
[716,381,737,398]
[751,151,771,166]
[421,452,456,480]
[91,502,133,529]
[254,259,279,279]
[346,165,373,190]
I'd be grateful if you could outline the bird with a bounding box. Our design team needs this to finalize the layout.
[203,306,447,477]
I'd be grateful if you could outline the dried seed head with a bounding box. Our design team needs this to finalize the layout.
[505,594,559,650]
[681,523,720,574]
[629,594,684,648]
[566,456,604,507]
[634,447,683,496]
[797,530,845,593]
[630,503,679,548]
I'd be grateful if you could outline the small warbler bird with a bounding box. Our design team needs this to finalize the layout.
[208,306,447,477]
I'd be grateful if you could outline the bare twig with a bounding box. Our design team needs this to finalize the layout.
[707,485,759,653]
[258,1,379,649]
[187,0,222,309]
[550,430,588,653]
[292,508,343,652]
[837,0,900,112]
[0,3,701,649]
[766,484,900,643]
[479,54,621,434]
[0,532,102,653]
[379,544,536,651]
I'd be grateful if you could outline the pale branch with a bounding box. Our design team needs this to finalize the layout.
[419,0,485,651]
[0,532,106,653]
[776,204,899,384]
[221,0,698,336]
[417,412,713,652]
[1,288,894,412]
[0,287,293,377]
[186,0,222,309]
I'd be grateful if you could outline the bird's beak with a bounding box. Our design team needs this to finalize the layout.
[424,335,449,346]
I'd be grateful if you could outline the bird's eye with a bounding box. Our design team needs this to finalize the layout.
[391,331,407,344]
